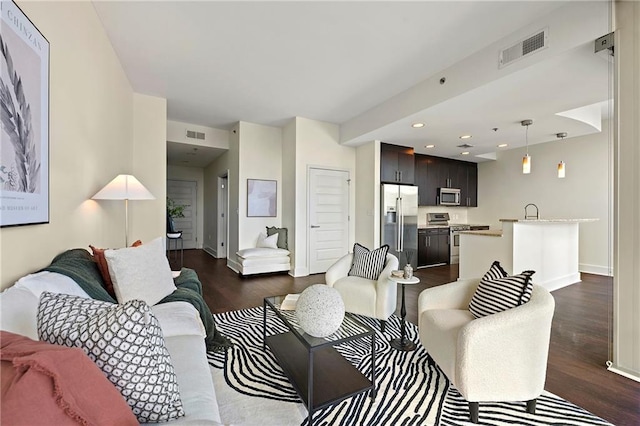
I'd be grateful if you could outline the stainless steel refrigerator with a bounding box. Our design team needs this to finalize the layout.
[381,184,418,268]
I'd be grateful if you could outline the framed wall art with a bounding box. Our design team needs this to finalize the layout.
[0,0,50,227]
[247,179,276,217]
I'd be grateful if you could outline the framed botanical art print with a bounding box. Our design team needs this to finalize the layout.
[0,0,50,227]
[247,179,276,217]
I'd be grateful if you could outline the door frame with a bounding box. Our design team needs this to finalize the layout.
[167,179,198,249]
[217,172,229,259]
[307,165,351,274]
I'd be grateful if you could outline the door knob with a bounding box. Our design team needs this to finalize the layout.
[310,225,320,228]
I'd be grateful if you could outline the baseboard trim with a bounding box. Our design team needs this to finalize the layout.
[227,259,241,274]
[607,364,640,382]
[544,273,581,292]
[579,263,613,276]
[291,266,309,277]
[204,246,217,258]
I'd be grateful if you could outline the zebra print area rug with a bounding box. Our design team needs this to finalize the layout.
[207,307,612,426]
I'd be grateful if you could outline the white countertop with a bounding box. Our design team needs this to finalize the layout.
[500,218,599,223]
[459,229,503,237]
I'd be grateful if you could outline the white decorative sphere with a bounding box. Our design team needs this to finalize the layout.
[295,284,345,337]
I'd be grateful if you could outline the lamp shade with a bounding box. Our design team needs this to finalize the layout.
[92,174,155,200]
[558,161,566,178]
[522,154,531,174]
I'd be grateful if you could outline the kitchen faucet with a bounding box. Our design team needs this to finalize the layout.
[524,203,539,220]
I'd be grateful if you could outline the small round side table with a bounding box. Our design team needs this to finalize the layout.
[389,275,420,351]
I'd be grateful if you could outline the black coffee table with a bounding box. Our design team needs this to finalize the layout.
[263,295,376,426]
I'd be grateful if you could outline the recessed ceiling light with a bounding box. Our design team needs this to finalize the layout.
[497,143,508,148]
[425,144,435,149]
[461,151,470,155]
[412,123,425,128]
[459,135,472,139]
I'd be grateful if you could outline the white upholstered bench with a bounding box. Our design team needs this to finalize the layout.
[236,247,291,276]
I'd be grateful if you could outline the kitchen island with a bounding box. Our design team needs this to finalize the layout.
[459,218,598,291]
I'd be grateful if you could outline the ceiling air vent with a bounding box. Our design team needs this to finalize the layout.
[457,143,474,149]
[499,28,548,68]
[186,130,206,140]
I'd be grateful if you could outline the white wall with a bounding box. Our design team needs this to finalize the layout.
[282,120,297,266]
[227,125,240,270]
[203,152,229,257]
[167,165,204,248]
[237,122,283,254]
[612,0,640,380]
[292,117,356,276]
[355,141,381,249]
[468,121,611,275]
[166,120,229,149]
[1,2,165,289]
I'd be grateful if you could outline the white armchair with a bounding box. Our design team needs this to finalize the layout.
[325,253,399,332]
[418,278,555,424]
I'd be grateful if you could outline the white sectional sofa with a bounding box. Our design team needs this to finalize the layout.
[0,271,223,425]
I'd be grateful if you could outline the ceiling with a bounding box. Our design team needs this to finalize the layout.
[92,1,612,166]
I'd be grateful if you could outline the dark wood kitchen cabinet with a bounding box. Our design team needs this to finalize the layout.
[418,228,449,267]
[415,154,478,206]
[381,143,415,184]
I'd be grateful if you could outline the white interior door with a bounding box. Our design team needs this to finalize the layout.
[167,180,197,249]
[309,168,350,274]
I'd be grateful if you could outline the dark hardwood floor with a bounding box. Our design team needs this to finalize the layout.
[175,250,640,426]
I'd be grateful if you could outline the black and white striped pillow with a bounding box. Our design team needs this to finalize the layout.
[469,261,535,318]
[348,243,389,280]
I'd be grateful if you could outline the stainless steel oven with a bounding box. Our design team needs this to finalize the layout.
[449,224,470,264]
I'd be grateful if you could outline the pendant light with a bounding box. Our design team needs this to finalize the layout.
[521,119,533,174]
[556,132,567,178]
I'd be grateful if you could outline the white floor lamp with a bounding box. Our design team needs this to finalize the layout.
[92,174,155,246]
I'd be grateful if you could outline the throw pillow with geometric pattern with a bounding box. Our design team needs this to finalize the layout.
[348,243,389,280]
[37,292,184,423]
[469,263,535,319]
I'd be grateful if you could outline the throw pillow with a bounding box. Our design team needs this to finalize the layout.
[37,292,185,423]
[469,262,535,318]
[90,240,142,298]
[348,243,389,280]
[0,331,138,425]
[256,232,279,249]
[266,226,288,250]
[104,237,176,306]
[481,260,508,281]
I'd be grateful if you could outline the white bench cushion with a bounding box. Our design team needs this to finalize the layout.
[236,248,290,259]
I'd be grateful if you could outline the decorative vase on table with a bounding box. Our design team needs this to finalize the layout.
[403,263,413,279]
[403,251,414,279]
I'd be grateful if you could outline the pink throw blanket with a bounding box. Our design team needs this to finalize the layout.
[0,331,138,425]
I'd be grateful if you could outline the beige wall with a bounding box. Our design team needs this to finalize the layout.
[1,2,166,289]
[33,0,129,251]
[132,94,167,245]
[237,122,283,256]
[469,122,611,275]
[291,117,356,276]
[354,141,381,249]
[613,0,640,380]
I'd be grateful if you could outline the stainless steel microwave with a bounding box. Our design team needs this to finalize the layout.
[438,188,461,206]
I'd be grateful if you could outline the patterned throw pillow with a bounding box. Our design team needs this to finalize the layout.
[37,292,184,423]
[469,261,535,318]
[348,243,389,280]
